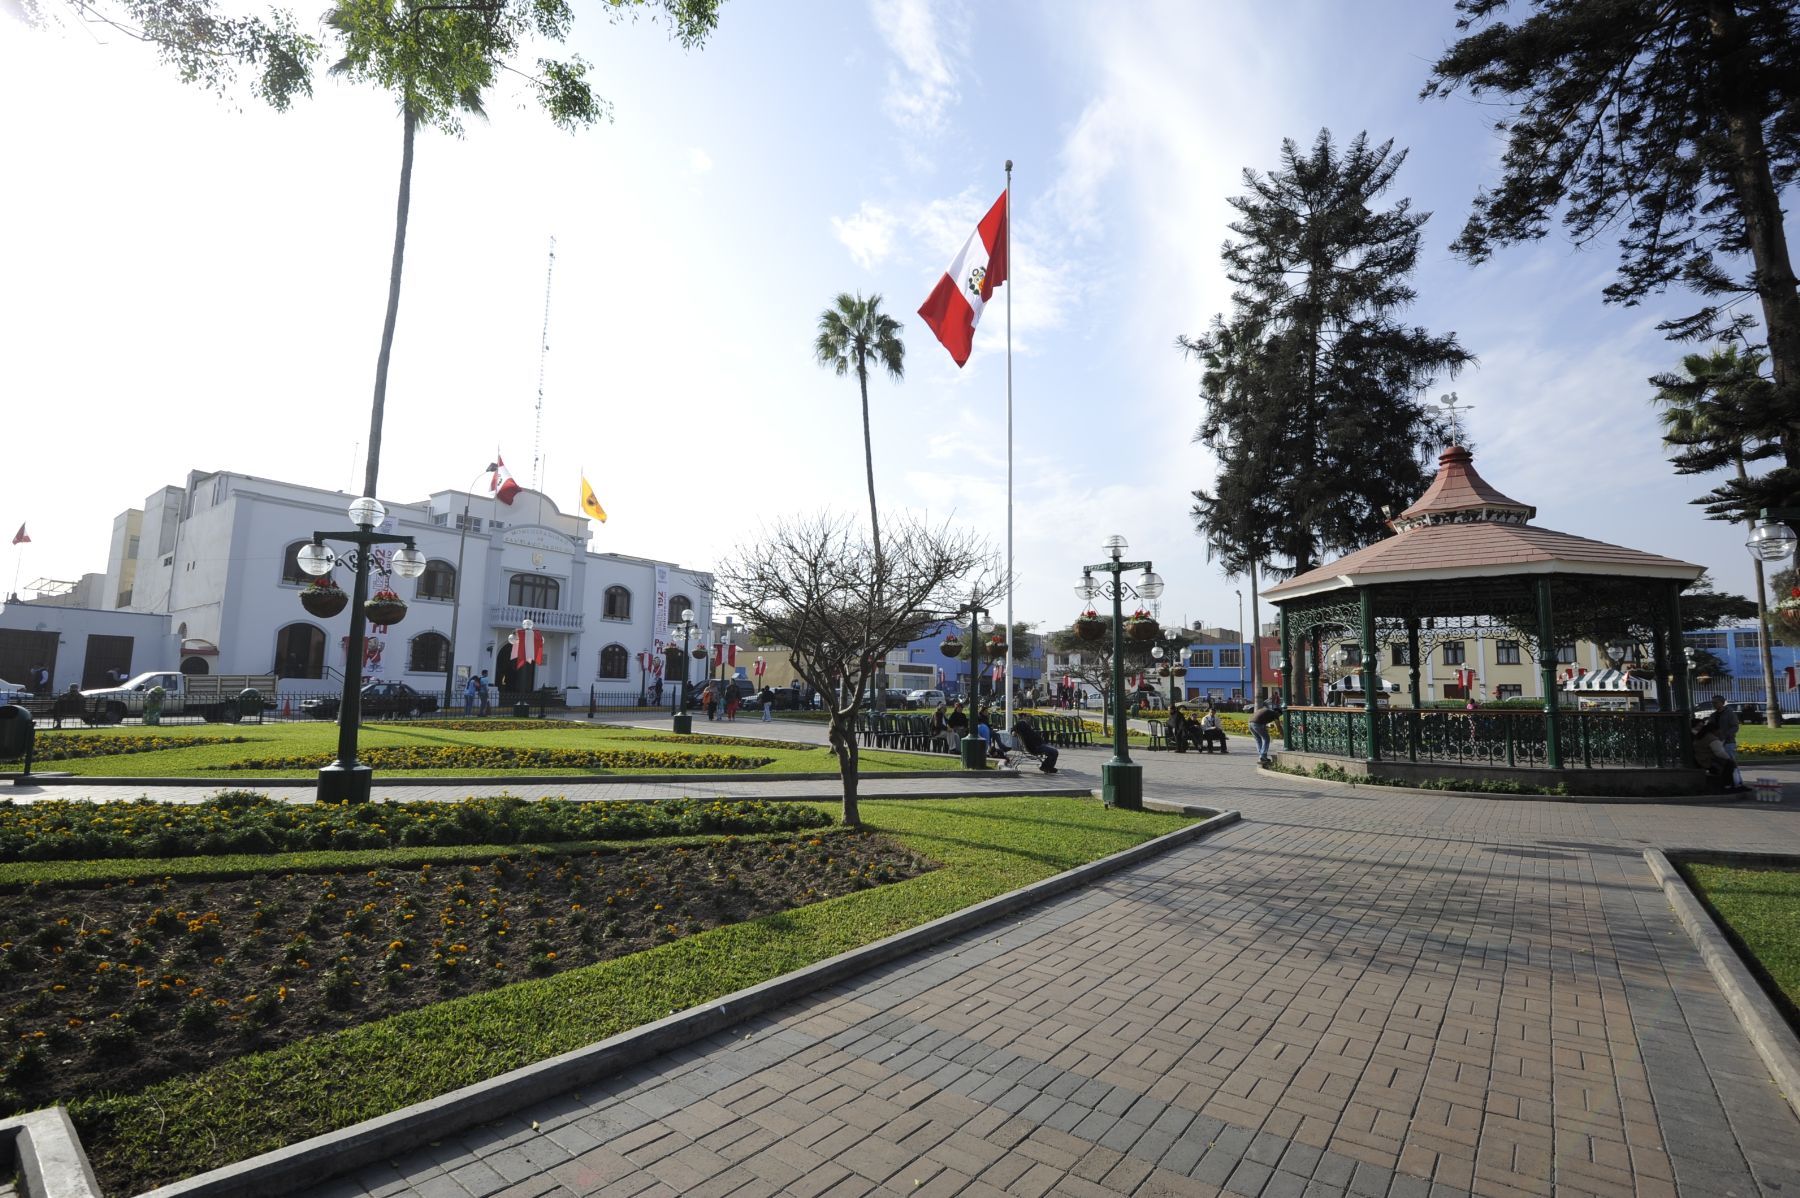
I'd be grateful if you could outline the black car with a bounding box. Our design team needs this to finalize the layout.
[301,681,440,720]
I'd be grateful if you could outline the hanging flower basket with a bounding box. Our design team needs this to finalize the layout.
[986,635,1006,653]
[364,589,407,626]
[692,647,708,660]
[940,635,963,659]
[300,578,348,618]
[1777,588,1800,641]
[1074,610,1106,643]
[1124,610,1159,643]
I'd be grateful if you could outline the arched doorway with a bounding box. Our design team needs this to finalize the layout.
[275,623,326,680]
[180,657,210,676]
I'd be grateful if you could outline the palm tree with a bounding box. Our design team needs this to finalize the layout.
[815,292,905,566]
[1651,344,1781,726]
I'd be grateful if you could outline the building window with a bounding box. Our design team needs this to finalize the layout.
[599,644,629,679]
[274,623,325,679]
[1443,642,1465,665]
[1219,648,1243,668]
[508,574,560,609]
[280,541,315,586]
[1556,643,1577,663]
[409,632,450,673]
[1191,649,1214,668]
[603,586,632,620]
[1495,684,1523,700]
[668,594,693,624]
[1686,631,1728,650]
[1391,644,1411,667]
[1738,629,1762,649]
[1497,640,1521,665]
[1338,643,1362,667]
[415,560,455,601]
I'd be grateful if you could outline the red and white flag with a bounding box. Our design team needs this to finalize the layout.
[713,643,738,668]
[513,626,544,667]
[918,190,1008,367]
[489,456,521,506]
[10,524,27,546]
[1786,665,1798,690]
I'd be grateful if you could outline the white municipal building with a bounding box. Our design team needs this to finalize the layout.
[0,469,712,697]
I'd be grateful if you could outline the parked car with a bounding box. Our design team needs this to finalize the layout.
[302,681,439,720]
[0,678,30,705]
[907,688,947,709]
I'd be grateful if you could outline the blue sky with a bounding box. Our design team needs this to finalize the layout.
[0,0,1770,634]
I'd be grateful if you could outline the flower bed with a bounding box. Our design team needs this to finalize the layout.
[0,794,832,864]
[1,735,250,764]
[216,745,777,773]
[0,833,931,1121]
[1739,741,1800,757]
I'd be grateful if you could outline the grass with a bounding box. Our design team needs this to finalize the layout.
[69,796,1196,1191]
[1679,860,1800,1025]
[13,722,940,778]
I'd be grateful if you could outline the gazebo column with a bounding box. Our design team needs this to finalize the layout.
[1535,577,1562,770]
[1359,588,1380,762]
[1651,610,1671,714]
[1279,608,1293,709]
[1666,581,1695,764]
[1310,630,1324,706]
[1405,615,1422,762]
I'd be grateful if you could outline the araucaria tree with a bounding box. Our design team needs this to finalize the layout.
[713,515,991,827]
[1179,130,1471,579]
[815,293,905,567]
[1426,0,1800,517]
[18,0,720,500]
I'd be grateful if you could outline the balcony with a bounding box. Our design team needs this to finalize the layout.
[489,604,583,632]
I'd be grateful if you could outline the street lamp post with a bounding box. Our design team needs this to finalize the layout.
[442,463,497,709]
[294,497,427,803]
[1077,535,1164,809]
[1746,507,1798,726]
[1149,629,1186,709]
[671,608,696,733]
[714,616,737,706]
[954,601,993,769]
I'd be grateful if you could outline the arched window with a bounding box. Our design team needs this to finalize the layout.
[180,656,210,676]
[417,559,456,601]
[603,586,631,620]
[668,593,693,624]
[508,574,560,609]
[274,623,325,679]
[599,644,630,679]
[280,541,314,586]
[409,632,450,673]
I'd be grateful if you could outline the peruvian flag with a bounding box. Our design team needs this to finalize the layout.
[918,189,1008,367]
[1786,665,1798,690]
[10,523,26,546]
[513,626,544,667]
[713,642,737,668]
[489,456,521,505]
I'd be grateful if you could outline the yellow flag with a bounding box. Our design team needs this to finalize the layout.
[580,474,607,523]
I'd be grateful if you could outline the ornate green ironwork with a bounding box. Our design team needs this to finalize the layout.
[1298,706,1684,770]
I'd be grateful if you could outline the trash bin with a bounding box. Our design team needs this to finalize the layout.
[672,713,693,735]
[0,704,36,775]
[237,688,264,725]
[512,702,531,719]
[960,734,987,770]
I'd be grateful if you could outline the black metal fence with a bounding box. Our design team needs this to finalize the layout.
[7,687,674,728]
[1286,706,1689,769]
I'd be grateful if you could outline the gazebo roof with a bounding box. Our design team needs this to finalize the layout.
[1265,446,1703,603]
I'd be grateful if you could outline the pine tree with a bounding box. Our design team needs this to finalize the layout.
[1179,130,1471,578]
[1425,0,1800,518]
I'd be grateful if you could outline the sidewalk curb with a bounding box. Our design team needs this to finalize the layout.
[102,804,1241,1198]
[1,1107,103,1198]
[1269,764,1743,805]
[1644,848,1800,1124]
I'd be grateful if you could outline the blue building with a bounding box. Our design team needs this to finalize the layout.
[1689,624,1800,712]
[886,621,1044,701]
[1180,630,1251,705]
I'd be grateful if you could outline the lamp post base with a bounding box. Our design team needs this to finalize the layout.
[960,734,988,770]
[672,714,693,735]
[1101,759,1142,810]
[317,763,373,805]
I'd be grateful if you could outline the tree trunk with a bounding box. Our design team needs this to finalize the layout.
[1736,455,1785,726]
[858,364,882,567]
[1710,1,1800,474]
[828,713,860,827]
[363,101,417,498]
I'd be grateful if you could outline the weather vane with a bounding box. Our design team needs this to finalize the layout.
[1439,392,1473,446]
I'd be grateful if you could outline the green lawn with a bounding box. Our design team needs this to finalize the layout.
[69,795,1198,1192]
[1680,861,1800,1020]
[18,722,941,777]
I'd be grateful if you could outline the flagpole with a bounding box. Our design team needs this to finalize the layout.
[1004,159,1015,733]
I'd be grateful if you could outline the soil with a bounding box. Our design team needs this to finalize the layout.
[0,831,933,1113]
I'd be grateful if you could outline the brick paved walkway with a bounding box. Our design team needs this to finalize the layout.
[249,749,1800,1194]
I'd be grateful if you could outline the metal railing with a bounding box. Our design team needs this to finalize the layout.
[1285,706,1688,770]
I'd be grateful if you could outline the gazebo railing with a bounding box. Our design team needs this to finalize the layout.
[1286,707,1687,770]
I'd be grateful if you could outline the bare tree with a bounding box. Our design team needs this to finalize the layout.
[1047,616,1163,734]
[714,515,995,826]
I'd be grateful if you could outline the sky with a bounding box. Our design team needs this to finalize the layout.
[0,0,1782,638]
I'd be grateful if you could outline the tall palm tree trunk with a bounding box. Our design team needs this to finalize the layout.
[365,101,416,497]
[858,366,881,565]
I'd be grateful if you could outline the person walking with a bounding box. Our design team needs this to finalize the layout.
[725,681,742,722]
[462,673,481,716]
[477,670,492,717]
[758,685,775,722]
[1249,697,1278,763]
[702,684,718,721]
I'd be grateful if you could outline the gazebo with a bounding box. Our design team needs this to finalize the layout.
[1264,446,1709,794]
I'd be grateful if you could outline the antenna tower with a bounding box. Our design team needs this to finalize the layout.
[532,236,557,491]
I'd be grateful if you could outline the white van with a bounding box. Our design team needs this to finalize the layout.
[908,688,947,708]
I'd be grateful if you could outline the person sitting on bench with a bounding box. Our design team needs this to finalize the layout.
[1012,713,1059,774]
[1166,704,1191,752]
[1197,706,1228,753]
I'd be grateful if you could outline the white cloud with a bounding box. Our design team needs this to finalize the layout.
[869,0,960,133]
[831,202,898,269]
